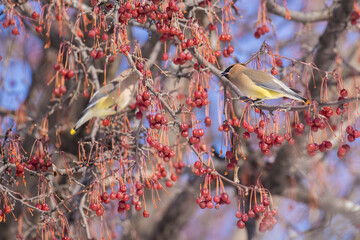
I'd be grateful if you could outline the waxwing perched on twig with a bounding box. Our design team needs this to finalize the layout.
[221,63,308,103]
[70,68,138,135]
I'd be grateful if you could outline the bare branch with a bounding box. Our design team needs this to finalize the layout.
[266,0,338,23]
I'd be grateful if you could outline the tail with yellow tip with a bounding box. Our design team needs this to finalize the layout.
[70,110,93,135]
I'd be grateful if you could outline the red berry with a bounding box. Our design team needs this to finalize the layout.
[143,210,150,218]
[60,85,67,93]
[66,70,75,79]
[209,23,216,31]
[243,132,250,139]
[53,63,61,71]
[248,210,255,218]
[237,220,245,229]
[348,134,355,142]
[346,126,354,134]
[227,45,234,54]
[162,53,168,61]
[180,123,189,131]
[340,89,348,97]
[307,143,316,152]
[32,12,40,20]
[88,30,95,38]
[263,198,270,206]
[271,67,277,75]
[171,173,178,181]
[235,211,242,218]
[275,58,283,67]
[354,130,360,138]
[42,203,50,211]
[241,213,249,222]
[53,87,60,95]
[35,25,43,33]
[91,203,99,211]
[102,118,110,126]
[136,111,143,119]
[83,90,89,98]
[101,33,109,41]
[96,208,104,216]
[166,180,173,188]
[59,68,67,76]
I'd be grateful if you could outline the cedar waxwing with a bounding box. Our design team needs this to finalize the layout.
[221,63,308,103]
[70,68,138,135]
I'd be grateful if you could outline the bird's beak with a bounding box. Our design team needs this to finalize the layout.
[220,71,226,77]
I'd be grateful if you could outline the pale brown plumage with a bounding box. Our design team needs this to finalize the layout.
[221,63,308,103]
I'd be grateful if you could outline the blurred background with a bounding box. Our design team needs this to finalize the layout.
[1,0,360,239]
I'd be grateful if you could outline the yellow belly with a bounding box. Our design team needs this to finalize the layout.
[244,84,272,99]
[244,84,284,100]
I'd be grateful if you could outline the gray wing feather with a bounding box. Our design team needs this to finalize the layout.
[243,69,297,94]
[84,81,118,111]
[84,69,135,111]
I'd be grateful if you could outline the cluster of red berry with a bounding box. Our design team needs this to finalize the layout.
[185,127,205,145]
[52,63,76,95]
[88,27,100,38]
[242,120,290,155]
[173,161,185,174]
[218,33,234,57]
[218,121,231,132]
[173,50,194,65]
[26,155,52,172]
[258,208,277,232]
[35,203,50,211]
[153,163,178,188]
[346,126,360,143]
[54,64,75,80]
[89,49,105,60]
[337,144,351,159]
[254,24,270,39]
[147,113,168,130]
[336,89,350,115]
[13,162,25,177]
[224,151,238,171]
[146,135,175,162]
[319,107,334,119]
[219,33,232,42]
[307,141,332,156]
[186,89,209,108]
[237,197,277,231]
[193,160,211,176]
[222,45,235,58]
[119,44,131,54]
[196,188,231,210]
[135,91,152,112]
[31,11,44,33]
[305,117,326,132]
[147,165,171,190]
[1,16,20,35]
[258,134,284,155]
